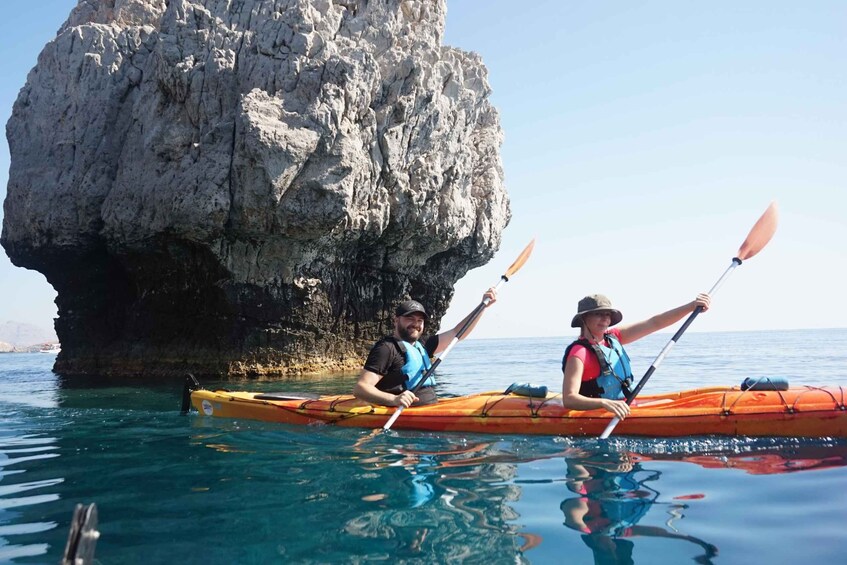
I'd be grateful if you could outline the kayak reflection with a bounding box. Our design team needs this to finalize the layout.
[561,451,718,565]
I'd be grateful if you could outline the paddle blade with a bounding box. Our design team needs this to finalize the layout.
[504,239,536,278]
[737,202,778,261]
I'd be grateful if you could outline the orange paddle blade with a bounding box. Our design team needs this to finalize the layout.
[737,202,778,261]
[504,239,536,278]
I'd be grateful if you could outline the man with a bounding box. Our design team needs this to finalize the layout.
[353,289,497,407]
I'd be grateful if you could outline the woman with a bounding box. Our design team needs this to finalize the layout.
[562,293,711,420]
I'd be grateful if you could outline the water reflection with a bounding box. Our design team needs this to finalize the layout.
[348,437,847,564]
[671,447,847,474]
[347,437,529,561]
[561,450,718,565]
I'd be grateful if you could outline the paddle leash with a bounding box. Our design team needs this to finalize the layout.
[599,202,779,439]
[381,239,536,432]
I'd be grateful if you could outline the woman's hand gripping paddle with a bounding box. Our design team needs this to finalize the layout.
[599,202,779,439]
[380,239,536,432]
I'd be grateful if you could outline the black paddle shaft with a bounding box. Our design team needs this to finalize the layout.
[626,257,745,405]
[409,300,488,394]
[625,305,703,404]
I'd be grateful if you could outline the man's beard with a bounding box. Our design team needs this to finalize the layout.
[397,325,420,342]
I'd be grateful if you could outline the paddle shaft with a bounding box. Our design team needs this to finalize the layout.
[379,238,535,432]
[599,258,742,439]
[381,279,503,431]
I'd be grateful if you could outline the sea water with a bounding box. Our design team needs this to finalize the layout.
[1,329,847,564]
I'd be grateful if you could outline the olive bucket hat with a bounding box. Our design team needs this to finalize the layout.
[571,294,623,328]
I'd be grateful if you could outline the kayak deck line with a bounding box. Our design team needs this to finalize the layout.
[187,382,847,438]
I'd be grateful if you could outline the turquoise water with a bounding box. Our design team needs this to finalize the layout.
[2,329,847,564]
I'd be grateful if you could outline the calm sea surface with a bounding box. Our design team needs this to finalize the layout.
[2,329,847,564]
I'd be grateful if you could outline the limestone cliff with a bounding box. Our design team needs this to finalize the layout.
[2,0,509,377]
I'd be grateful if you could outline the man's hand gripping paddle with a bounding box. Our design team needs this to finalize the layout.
[380,239,536,433]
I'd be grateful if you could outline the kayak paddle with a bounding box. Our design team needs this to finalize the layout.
[599,202,779,439]
[381,239,536,432]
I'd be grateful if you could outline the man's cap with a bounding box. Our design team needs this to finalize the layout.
[395,300,429,319]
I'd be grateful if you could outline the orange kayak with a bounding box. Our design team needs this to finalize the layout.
[189,385,847,437]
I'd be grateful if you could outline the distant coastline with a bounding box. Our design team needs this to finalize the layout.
[0,320,57,352]
[0,341,60,354]
[462,327,847,342]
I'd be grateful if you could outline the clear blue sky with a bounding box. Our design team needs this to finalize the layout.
[0,0,76,334]
[2,1,845,339]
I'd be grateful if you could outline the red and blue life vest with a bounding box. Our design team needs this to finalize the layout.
[565,334,634,400]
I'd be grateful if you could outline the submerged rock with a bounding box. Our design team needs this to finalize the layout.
[2,0,509,377]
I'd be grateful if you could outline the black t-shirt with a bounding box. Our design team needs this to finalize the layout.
[363,335,439,393]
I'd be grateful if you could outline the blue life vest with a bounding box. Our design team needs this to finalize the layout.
[399,340,434,390]
[589,467,656,535]
[565,334,634,400]
[407,455,438,508]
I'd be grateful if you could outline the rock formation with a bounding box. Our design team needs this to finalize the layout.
[2,0,509,377]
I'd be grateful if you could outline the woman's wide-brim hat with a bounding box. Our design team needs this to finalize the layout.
[571,294,623,328]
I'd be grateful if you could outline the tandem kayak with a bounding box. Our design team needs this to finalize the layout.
[185,380,847,438]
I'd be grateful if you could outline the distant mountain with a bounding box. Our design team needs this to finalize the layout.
[0,320,57,347]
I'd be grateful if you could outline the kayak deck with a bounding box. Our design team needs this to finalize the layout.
[190,385,847,437]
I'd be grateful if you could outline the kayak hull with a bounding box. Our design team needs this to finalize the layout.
[189,386,847,438]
